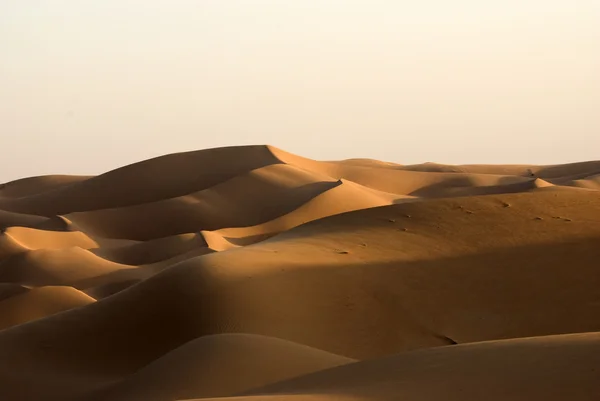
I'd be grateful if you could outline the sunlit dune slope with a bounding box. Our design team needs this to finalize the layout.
[0,286,95,330]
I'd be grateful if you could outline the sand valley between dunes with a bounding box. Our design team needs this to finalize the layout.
[0,145,599,401]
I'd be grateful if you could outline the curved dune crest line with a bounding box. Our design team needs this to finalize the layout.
[242,332,600,401]
[0,247,133,288]
[534,161,600,179]
[93,333,355,401]
[267,146,541,196]
[415,177,556,198]
[91,232,210,265]
[2,226,98,250]
[552,172,600,191]
[0,145,283,216]
[0,209,49,230]
[0,286,95,330]
[66,164,338,240]
[0,231,31,260]
[81,246,216,299]
[33,214,77,231]
[573,176,600,190]
[398,160,600,179]
[0,283,29,302]
[202,179,411,251]
[334,157,403,169]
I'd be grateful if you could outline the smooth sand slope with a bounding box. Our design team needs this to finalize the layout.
[0,146,282,215]
[0,286,95,330]
[238,332,600,401]
[90,333,355,401]
[0,145,599,401]
[90,233,210,265]
[201,179,408,251]
[0,209,49,230]
[66,164,338,240]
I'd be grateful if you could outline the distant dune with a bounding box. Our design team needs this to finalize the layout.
[0,145,599,401]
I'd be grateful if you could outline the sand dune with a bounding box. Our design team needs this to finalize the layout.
[90,333,354,401]
[0,146,282,215]
[241,332,600,401]
[574,175,600,190]
[399,160,600,179]
[0,175,91,199]
[82,246,216,299]
[334,158,403,169]
[91,232,210,265]
[0,283,29,302]
[0,243,208,293]
[268,145,537,196]
[0,145,598,401]
[202,179,408,251]
[0,230,30,260]
[66,164,337,240]
[0,247,131,288]
[0,286,95,330]
[0,209,49,229]
[2,226,98,250]
[550,172,600,190]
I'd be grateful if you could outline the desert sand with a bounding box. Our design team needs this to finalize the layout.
[0,145,599,401]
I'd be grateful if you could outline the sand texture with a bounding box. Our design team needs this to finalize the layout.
[0,145,599,401]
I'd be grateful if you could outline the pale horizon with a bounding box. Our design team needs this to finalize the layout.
[1,0,599,182]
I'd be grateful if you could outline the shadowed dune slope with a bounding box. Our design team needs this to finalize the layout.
[268,146,546,196]
[0,145,282,215]
[66,164,338,240]
[398,160,600,179]
[91,233,210,265]
[553,173,600,191]
[0,209,49,229]
[80,246,217,299]
[203,179,408,250]
[240,332,600,401]
[0,244,207,292]
[0,283,29,302]
[90,333,355,401]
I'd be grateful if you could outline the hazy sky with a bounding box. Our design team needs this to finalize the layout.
[1,1,599,182]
